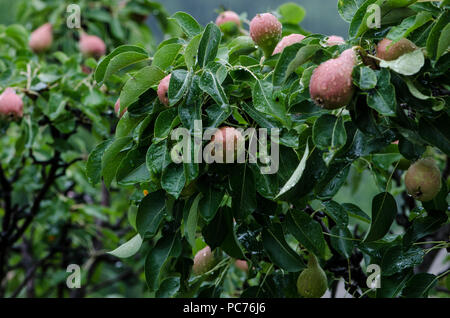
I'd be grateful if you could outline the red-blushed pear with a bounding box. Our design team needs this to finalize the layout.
[210,126,244,162]
[192,246,216,275]
[249,13,282,57]
[272,34,305,55]
[326,35,345,46]
[297,254,328,298]
[0,88,24,119]
[309,48,356,109]
[29,23,53,53]
[215,11,241,27]
[157,74,171,106]
[216,11,241,35]
[235,260,248,272]
[114,98,126,118]
[376,38,417,61]
[79,32,106,58]
[405,158,441,202]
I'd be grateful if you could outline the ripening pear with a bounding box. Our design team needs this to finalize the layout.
[376,38,417,61]
[249,13,282,57]
[192,246,216,275]
[309,48,356,109]
[209,126,244,163]
[405,158,442,202]
[114,98,126,118]
[216,11,241,35]
[29,23,53,53]
[79,32,106,58]
[0,88,23,119]
[273,34,305,55]
[157,74,171,106]
[326,35,345,46]
[297,254,328,298]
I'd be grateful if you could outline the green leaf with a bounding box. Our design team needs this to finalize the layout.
[367,68,397,116]
[152,43,183,71]
[358,66,378,90]
[330,226,355,258]
[179,75,202,129]
[86,139,113,185]
[402,273,437,298]
[103,51,149,83]
[197,23,221,68]
[278,2,306,24]
[108,234,143,258]
[230,165,257,220]
[275,142,309,198]
[199,187,225,222]
[379,49,424,75]
[95,45,148,83]
[145,234,181,291]
[322,200,349,228]
[154,107,180,140]
[285,210,328,259]
[169,12,203,38]
[426,10,450,61]
[199,66,229,106]
[146,140,171,178]
[418,114,450,156]
[185,33,202,69]
[161,163,186,199]
[381,245,424,276]
[253,80,289,125]
[273,44,320,87]
[342,203,371,223]
[338,0,367,22]
[116,147,150,186]
[387,11,433,41]
[403,214,448,247]
[364,192,398,242]
[262,223,305,272]
[119,65,165,109]
[168,69,192,106]
[312,114,347,150]
[185,193,202,247]
[102,136,133,187]
[136,190,166,238]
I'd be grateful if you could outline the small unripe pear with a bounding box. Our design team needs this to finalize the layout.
[272,34,305,55]
[193,246,216,275]
[0,88,24,119]
[79,33,106,58]
[326,35,345,46]
[376,38,417,61]
[210,126,244,162]
[250,13,282,57]
[29,23,53,53]
[297,254,328,298]
[157,74,171,106]
[309,48,356,109]
[405,158,441,202]
[235,259,248,272]
[114,98,126,118]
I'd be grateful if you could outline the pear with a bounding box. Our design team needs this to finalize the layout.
[297,254,328,298]
[309,48,356,109]
[405,158,441,202]
[249,13,282,57]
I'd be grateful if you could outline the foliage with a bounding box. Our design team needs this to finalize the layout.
[88,0,450,298]
[0,0,172,298]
